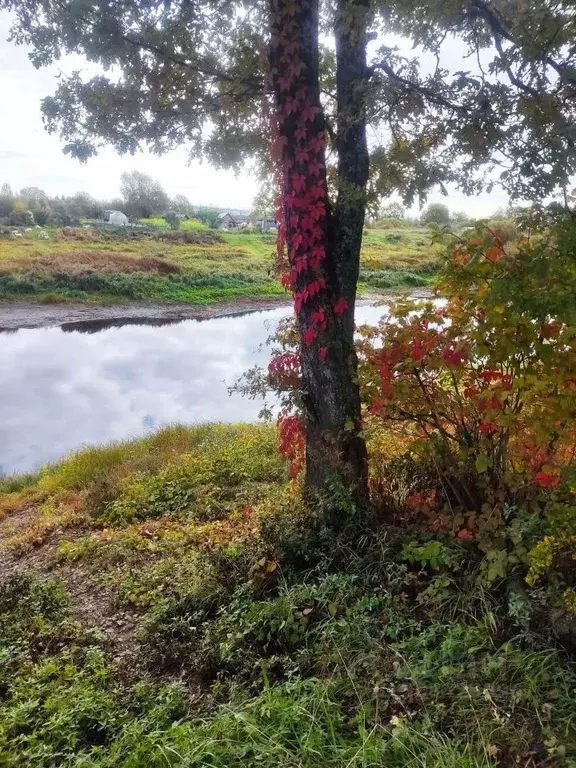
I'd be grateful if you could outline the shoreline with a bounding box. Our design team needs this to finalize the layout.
[0,296,293,331]
[0,289,433,331]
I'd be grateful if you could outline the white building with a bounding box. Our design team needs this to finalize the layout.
[104,210,129,226]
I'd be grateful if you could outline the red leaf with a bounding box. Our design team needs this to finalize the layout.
[309,245,325,268]
[442,345,467,366]
[535,470,560,488]
[310,308,328,330]
[292,174,306,193]
[319,347,328,360]
[308,161,322,177]
[294,256,307,274]
[309,132,325,152]
[410,339,427,362]
[288,60,306,77]
[309,184,325,201]
[295,147,308,164]
[333,297,349,315]
[303,328,318,345]
[302,105,319,122]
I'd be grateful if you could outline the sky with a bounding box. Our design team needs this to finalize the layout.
[0,11,509,216]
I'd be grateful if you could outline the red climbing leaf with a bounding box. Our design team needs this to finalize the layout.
[333,297,349,315]
[303,328,318,345]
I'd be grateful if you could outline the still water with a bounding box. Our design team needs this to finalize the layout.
[0,304,391,475]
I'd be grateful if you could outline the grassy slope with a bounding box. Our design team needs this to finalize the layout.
[0,226,439,304]
[0,424,574,767]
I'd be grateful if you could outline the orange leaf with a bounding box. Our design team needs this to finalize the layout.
[484,246,505,263]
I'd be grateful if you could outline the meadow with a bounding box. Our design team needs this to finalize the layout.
[0,225,440,305]
[0,421,574,767]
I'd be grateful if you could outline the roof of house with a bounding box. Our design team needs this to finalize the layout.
[218,211,250,221]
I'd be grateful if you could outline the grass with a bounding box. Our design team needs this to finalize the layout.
[0,226,439,304]
[0,422,574,767]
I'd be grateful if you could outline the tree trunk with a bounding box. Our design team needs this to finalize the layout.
[269,0,369,510]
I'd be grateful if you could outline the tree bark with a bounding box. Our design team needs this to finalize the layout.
[269,0,369,510]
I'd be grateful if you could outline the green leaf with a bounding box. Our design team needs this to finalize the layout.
[475,454,489,473]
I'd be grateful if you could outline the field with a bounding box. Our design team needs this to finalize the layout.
[0,423,574,767]
[0,226,440,305]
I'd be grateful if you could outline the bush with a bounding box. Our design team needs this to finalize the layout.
[357,220,576,628]
[485,218,519,243]
[368,217,410,229]
[9,208,34,227]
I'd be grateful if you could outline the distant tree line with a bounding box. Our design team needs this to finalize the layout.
[0,171,222,228]
[367,200,518,229]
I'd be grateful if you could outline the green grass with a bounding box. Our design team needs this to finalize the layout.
[0,423,574,767]
[138,217,170,228]
[0,227,439,304]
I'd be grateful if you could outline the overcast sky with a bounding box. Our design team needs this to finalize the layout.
[0,11,509,215]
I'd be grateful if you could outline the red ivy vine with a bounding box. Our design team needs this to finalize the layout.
[269,0,349,355]
[267,0,351,473]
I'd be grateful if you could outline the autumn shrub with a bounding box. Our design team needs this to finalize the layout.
[485,218,518,242]
[357,219,576,629]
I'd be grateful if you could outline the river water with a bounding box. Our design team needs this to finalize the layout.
[0,304,393,475]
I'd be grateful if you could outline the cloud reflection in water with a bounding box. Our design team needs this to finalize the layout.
[0,305,389,474]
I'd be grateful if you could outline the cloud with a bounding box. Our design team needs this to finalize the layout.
[0,150,27,161]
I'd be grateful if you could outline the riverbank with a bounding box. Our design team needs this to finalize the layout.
[0,226,440,308]
[0,289,435,331]
[0,295,293,331]
[0,422,574,767]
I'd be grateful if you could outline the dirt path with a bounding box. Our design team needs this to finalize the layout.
[0,296,293,331]
[0,505,141,671]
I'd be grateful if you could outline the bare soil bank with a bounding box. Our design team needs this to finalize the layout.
[0,290,433,331]
[0,296,293,331]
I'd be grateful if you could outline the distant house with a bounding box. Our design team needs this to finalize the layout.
[255,217,277,232]
[103,210,129,226]
[218,211,250,229]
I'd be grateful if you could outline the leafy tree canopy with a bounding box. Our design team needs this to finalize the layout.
[119,170,170,219]
[3,0,576,204]
[421,202,450,225]
[19,186,48,208]
[379,201,405,220]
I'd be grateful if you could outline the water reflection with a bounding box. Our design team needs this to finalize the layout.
[60,317,184,334]
[0,304,391,475]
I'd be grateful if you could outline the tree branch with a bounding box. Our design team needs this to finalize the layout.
[370,58,471,114]
[52,0,263,93]
[470,0,576,88]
